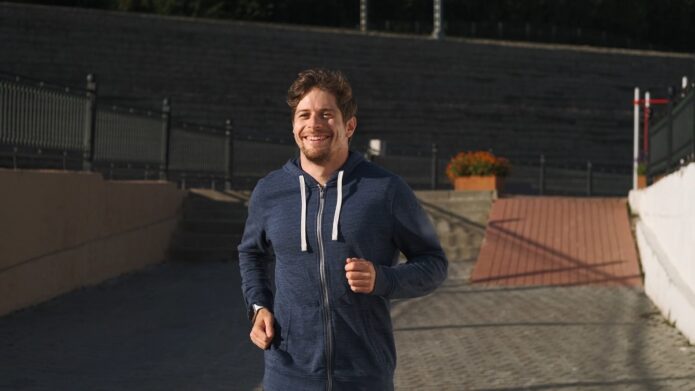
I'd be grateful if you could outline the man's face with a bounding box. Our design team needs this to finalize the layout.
[293,88,356,165]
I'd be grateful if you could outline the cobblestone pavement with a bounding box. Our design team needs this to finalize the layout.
[393,259,695,391]
[1,259,694,391]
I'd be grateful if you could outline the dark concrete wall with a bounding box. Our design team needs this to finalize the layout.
[1,2,693,168]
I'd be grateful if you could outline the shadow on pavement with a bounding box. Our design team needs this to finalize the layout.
[0,261,264,391]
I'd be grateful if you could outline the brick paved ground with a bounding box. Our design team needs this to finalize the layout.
[472,197,642,287]
[1,259,694,390]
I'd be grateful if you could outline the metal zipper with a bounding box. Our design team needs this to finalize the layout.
[316,185,334,391]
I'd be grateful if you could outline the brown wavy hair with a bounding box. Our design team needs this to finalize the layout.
[287,68,357,122]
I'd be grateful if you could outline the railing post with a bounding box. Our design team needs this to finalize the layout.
[432,0,443,39]
[586,161,593,196]
[83,74,97,171]
[692,85,695,163]
[539,154,545,195]
[225,119,234,191]
[159,97,171,181]
[360,0,368,32]
[667,86,674,170]
[430,143,438,190]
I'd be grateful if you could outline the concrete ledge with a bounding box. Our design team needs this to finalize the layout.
[629,163,695,344]
[636,221,695,343]
[0,169,186,316]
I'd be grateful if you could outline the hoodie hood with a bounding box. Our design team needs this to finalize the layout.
[281,150,366,185]
[281,151,366,252]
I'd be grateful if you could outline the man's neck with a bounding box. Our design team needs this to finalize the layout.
[300,150,349,186]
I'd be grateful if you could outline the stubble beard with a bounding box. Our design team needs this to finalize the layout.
[299,143,331,165]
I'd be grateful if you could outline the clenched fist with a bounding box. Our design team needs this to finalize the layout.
[345,258,376,294]
[250,308,274,350]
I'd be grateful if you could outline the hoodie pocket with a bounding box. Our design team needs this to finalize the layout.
[285,305,325,374]
[332,305,390,378]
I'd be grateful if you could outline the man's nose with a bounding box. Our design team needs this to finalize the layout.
[307,113,324,128]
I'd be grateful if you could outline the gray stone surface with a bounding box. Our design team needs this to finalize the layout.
[393,259,695,390]
[1,256,693,390]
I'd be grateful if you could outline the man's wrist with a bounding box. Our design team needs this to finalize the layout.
[251,304,265,324]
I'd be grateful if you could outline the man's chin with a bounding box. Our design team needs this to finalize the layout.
[300,148,331,165]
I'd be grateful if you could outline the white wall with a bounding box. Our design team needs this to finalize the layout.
[629,163,695,343]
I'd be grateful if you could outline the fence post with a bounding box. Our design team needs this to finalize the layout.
[83,74,97,171]
[692,86,695,163]
[432,0,443,39]
[225,119,234,191]
[586,161,593,196]
[667,86,674,170]
[431,143,438,190]
[360,0,368,32]
[539,154,545,195]
[159,97,171,181]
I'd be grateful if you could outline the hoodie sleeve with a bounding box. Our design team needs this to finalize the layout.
[238,179,274,319]
[372,176,448,299]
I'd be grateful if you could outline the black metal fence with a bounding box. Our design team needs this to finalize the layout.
[364,142,631,196]
[1,71,634,196]
[647,87,695,180]
[0,72,241,188]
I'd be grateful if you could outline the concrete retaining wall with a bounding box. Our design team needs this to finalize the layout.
[0,169,186,316]
[629,163,695,343]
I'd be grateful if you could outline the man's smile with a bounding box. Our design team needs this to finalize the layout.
[303,134,332,144]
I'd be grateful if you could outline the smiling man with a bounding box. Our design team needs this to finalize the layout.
[238,68,448,391]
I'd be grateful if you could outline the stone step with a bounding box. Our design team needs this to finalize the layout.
[181,219,245,234]
[183,207,248,222]
[169,246,238,262]
[173,232,242,249]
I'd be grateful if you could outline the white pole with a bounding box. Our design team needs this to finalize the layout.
[360,0,367,33]
[633,87,640,190]
[432,0,443,39]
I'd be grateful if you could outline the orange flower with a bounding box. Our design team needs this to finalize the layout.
[445,151,510,183]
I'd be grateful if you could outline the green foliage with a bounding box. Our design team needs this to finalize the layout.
[446,151,511,182]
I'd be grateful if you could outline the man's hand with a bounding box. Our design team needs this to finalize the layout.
[345,258,376,294]
[250,308,274,350]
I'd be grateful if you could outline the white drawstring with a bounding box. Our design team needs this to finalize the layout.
[299,175,307,252]
[299,170,343,251]
[331,170,344,241]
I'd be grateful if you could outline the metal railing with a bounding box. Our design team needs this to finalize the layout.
[0,70,638,195]
[358,138,631,196]
[0,74,87,170]
[648,87,695,180]
[0,71,238,188]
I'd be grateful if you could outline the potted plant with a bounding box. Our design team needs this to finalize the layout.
[445,151,510,192]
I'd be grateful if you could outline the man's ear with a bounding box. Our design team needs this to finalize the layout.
[345,116,357,139]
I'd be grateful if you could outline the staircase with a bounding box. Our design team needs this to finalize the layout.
[415,190,494,282]
[170,189,250,262]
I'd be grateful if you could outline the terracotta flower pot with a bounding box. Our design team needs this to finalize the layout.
[453,176,503,192]
[637,175,647,189]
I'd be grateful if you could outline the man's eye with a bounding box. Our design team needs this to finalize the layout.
[322,112,332,118]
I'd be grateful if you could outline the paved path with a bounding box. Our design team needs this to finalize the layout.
[1,258,694,390]
[472,197,642,287]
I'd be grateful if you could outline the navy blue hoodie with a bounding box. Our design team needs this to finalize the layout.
[238,151,448,391]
